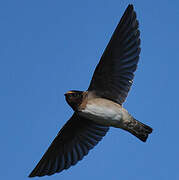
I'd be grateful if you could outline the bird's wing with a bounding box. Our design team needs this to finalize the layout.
[88,4,140,105]
[29,113,109,177]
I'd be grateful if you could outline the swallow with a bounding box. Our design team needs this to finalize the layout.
[29,4,152,178]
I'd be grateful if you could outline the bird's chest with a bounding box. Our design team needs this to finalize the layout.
[79,102,123,126]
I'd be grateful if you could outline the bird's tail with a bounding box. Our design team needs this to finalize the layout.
[122,118,153,142]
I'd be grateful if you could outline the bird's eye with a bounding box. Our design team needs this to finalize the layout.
[74,93,79,97]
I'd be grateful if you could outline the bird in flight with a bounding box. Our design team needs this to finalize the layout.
[29,4,152,178]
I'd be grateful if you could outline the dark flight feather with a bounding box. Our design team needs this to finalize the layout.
[29,113,109,177]
[88,4,140,105]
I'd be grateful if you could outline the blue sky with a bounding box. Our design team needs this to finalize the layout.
[0,0,179,179]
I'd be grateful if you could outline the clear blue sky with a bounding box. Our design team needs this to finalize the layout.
[0,0,178,179]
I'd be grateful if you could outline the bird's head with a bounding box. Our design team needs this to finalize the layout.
[64,90,85,111]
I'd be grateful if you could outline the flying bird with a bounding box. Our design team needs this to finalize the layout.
[29,4,152,177]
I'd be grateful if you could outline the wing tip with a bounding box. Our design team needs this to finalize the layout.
[127,4,134,10]
[28,171,51,178]
[28,172,35,178]
[28,169,43,178]
[126,4,134,13]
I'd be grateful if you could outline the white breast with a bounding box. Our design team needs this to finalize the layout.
[79,99,123,126]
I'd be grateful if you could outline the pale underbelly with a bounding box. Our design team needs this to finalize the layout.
[79,104,123,126]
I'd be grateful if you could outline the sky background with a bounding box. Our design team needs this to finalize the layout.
[0,0,179,179]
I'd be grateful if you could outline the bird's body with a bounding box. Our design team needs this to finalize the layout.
[80,97,124,127]
[80,96,152,141]
[67,91,152,142]
[77,93,124,127]
[29,4,153,178]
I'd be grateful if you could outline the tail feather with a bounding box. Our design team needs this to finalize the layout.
[122,118,153,142]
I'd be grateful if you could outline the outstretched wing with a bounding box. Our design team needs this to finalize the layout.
[29,113,109,177]
[88,4,140,105]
